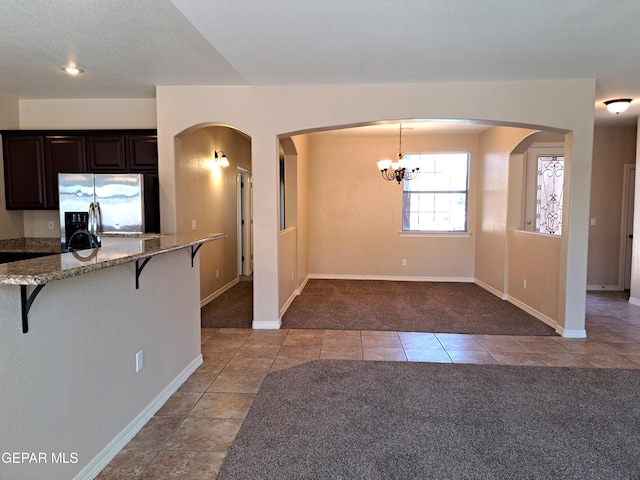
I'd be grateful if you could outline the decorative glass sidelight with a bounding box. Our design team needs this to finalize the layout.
[536,156,564,235]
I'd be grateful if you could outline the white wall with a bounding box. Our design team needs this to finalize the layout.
[0,248,201,480]
[155,79,595,333]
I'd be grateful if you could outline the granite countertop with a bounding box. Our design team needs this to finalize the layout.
[0,232,226,286]
[0,237,61,254]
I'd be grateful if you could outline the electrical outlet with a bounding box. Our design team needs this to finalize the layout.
[48,221,55,230]
[136,350,143,372]
[523,279,527,289]
[402,259,407,266]
[216,269,219,279]
[191,220,197,230]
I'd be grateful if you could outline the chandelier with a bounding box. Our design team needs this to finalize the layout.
[376,124,419,184]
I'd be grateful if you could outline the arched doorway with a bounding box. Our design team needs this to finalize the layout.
[174,123,253,326]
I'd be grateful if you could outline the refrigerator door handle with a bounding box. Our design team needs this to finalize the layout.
[95,202,102,235]
[87,202,102,247]
[88,202,96,235]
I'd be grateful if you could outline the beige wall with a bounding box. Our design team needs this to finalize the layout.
[18,98,157,130]
[0,94,23,239]
[476,126,538,294]
[293,135,310,286]
[175,126,251,303]
[279,227,297,313]
[306,132,479,279]
[508,230,561,324]
[588,126,637,288]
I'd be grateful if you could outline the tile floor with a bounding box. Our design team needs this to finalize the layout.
[96,291,640,479]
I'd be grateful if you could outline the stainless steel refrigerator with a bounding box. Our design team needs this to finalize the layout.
[58,173,148,250]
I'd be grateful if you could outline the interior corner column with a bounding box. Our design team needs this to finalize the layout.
[559,131,591,337]
[251,133,281,328]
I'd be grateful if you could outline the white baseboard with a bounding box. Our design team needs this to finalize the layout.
[505,294,560,333]
[629,296,640,307]
[474,278,507,300]
[587,284,621,292]
[296,274,310,295]
[308,273,474,283]
[74,355,203,480]
[280,290,297,318]
[473,279,581,338]
[200,277,240,307]
[252,320,282,329]
[555,327,587,338]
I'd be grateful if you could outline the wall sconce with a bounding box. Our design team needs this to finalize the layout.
[214,151,229,167]
[604,98,632,114]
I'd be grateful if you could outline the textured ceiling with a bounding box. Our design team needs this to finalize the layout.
[1,0,639,126]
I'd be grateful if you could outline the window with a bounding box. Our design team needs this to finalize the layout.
[523,143,564,235]
[402,153,469,232]
[535,156,564,235]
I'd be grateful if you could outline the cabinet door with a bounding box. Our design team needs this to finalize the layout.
[86,136,126,171]
[2,136,47,209]
[126,135,158,171]
[44,136,87,209]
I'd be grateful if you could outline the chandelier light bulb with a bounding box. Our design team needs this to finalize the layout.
[377,159,392,170]
[376,123,420,184]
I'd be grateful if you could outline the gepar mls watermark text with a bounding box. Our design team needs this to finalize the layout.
[2,452,78,464]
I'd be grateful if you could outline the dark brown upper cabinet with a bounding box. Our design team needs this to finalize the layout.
[2,130,157,210]
[86,135,126,171]
[2,136,47,209]
[126,135,158,171]
[44,136,87,209]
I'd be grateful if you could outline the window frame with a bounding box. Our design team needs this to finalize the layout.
[401,152,470,234]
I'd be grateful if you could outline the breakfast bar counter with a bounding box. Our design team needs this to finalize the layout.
[0,232,225,285]
[0,232,226,480]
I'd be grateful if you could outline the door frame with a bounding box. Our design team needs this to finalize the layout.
[620,164,635,290]
[237,167,253,277]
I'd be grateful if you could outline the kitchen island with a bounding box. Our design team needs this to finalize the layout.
[0,232,225,480]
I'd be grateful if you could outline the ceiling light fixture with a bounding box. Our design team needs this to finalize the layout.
[604,98,632,114]
[214,151,229,167]
[376,124,419,184]
[61,66,84,75]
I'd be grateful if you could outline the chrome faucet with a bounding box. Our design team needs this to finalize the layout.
[66,229,101,252]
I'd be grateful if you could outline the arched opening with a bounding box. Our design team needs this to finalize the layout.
[276,118,572,335]
[173,123,254,327]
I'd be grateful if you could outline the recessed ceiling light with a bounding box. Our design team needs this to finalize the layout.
[62,66,84,75]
